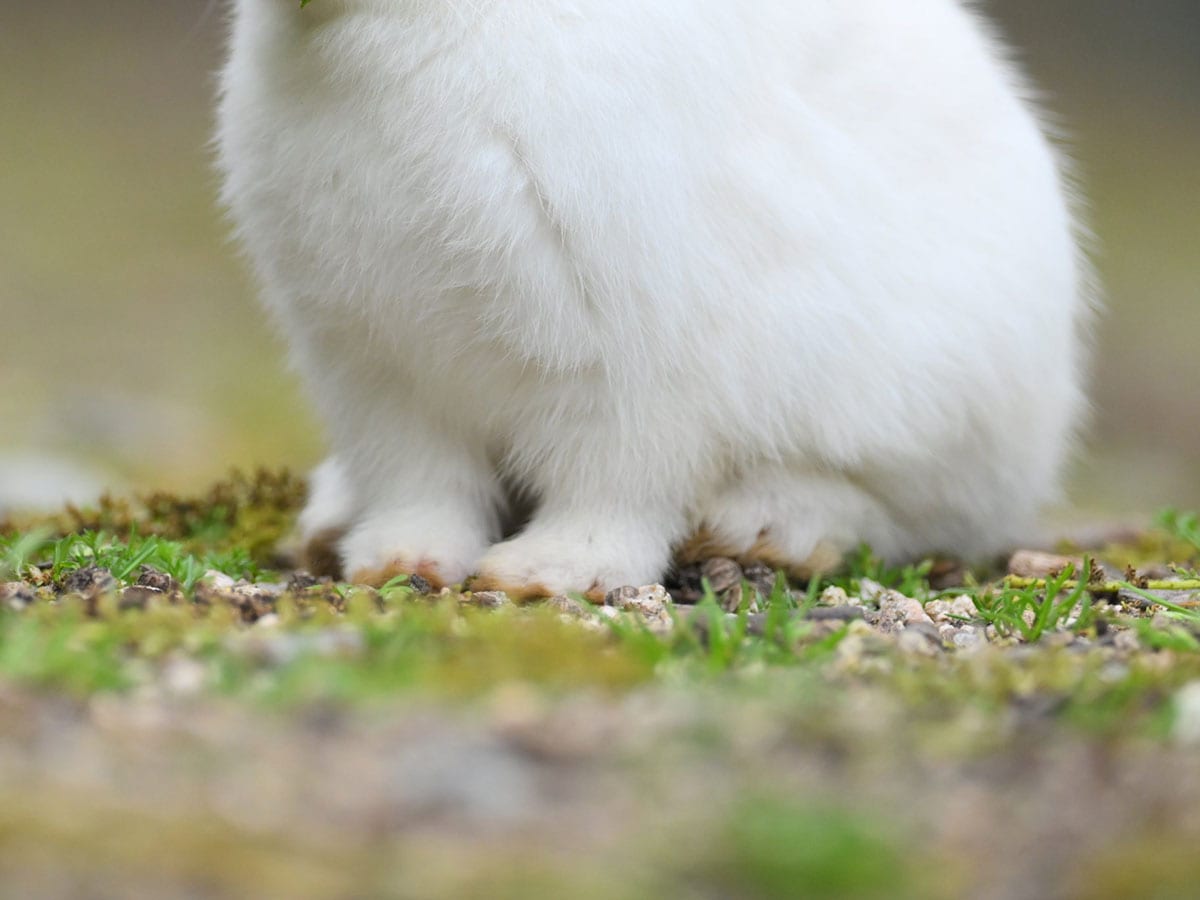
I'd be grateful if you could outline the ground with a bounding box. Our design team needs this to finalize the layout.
[2,471,1200,899]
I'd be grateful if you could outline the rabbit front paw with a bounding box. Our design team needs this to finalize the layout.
[471,518,672,601]
[343,508,492,590]
[679,466,908,576]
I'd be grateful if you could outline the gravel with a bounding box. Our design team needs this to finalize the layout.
[3,548,1200,898]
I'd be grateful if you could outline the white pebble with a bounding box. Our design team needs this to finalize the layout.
[924,595,979,623]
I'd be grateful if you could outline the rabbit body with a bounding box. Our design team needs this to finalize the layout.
[217,0,1089,596]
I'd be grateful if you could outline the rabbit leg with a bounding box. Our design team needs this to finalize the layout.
[284,325,504,589]
[293,456,355,577]
[471,418,690,599]
[315,409,500,589]
[680,465,910,577]
[338,428,502,589]
[472,506,682,602]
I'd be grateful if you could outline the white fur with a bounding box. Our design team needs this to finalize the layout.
[216,0,1091,593]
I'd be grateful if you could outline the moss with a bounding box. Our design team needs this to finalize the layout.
[1,467,306,567]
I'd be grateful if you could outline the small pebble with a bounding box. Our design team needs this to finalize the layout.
[201,570,237,591]
[605,585,639,607]
[1,582,37,611]
[720,582,759,614]
[606,584,669,615]
[871,590,933,632]
[819,586,855,607]
[742,562,778,597]
[605,585,674,632]
[137,567,177,593]
[858,579,886,604]
[925,595,979,623]
[61,565,117,596]
[286,571,322,592]
[951,625,983,651]
[881,593,934,628]
[1008,550,1084,579]
[466,591,512,610]
[700,557,743,594]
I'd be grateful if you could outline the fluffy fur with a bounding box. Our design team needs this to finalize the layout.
[216,0,1091,596]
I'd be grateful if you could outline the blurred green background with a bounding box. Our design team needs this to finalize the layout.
[1,1,1197,516]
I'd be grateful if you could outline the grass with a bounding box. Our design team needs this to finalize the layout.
[973,560,1098,641]
[2,473,1200,898]
[0,476,1197,724]
[0,529,259,590]
[3,575,1194,742]
[1159,508,1200,575]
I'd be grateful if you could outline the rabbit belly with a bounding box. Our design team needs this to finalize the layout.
[218,0,1089,588]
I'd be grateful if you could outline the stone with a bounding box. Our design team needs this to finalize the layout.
[700,557,743,594]
[742,562,778,598]
[136,567,177,593]
[858,579,887,603]
[819,586,856,607]
[201,570,237,591]
[874,590,935,632]
[1,582,37,611]
[606,585,673,632]
[951,625,984,651]
[465,591,512,610]
[1008,550,1085,579]
[61,565,117,596]
[925,595,979,623]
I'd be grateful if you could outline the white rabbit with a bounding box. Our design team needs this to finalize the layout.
[217,0,1092,598]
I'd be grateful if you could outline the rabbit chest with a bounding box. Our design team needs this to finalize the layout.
[219,6,723,387]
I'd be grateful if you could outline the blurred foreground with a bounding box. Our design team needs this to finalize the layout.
[1,476,1200,899]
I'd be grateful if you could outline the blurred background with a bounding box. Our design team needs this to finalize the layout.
[1,0,1197,518]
